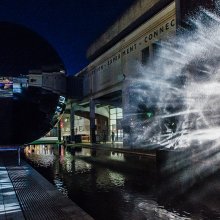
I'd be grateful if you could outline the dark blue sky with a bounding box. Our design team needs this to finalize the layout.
[0,0,135,75]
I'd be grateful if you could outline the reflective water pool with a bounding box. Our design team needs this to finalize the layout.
[23,145,220,220]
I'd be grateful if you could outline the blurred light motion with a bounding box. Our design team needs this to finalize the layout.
[123,5,220,193]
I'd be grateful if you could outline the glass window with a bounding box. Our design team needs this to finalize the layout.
[152,41,162,58]
[109,107,124,141]
[112,124,116,131]
[110,119,116,126]
[117,112,123,118]
[110,108,116,114]
[141,47,150,65]
[116,108,122,113]
[111,114,116,120]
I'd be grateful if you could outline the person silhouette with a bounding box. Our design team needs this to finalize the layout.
[103,130,107,144]
[111,131,115,144]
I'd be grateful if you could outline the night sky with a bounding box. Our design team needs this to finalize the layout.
[0,0,135,75]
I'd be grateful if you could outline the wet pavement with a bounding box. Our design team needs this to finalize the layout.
[0,151,93,220]
[22,144,196,220]
[8,143,220,220]
[0,158,24,220]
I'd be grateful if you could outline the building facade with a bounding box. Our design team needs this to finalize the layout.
[66,0,215,145]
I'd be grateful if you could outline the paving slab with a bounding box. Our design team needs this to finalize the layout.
[0,155,93,220]
[0,159,24,220]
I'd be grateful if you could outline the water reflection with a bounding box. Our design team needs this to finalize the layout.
[75,148,92,157]
[137,201,190,220]
[110,152,125,161]
[25,144,55,155]
[96,169,125,192]
[24,145,55,167]
[23,145,220,220]
[54,175,68,197]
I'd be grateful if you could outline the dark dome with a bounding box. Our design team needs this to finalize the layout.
[0,22,63,75]
[0,22,66,145]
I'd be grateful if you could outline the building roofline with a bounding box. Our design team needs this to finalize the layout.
[87,0,174,61]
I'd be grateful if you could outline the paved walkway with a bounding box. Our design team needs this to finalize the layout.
[0,154,93,220]
[0,159,24,220]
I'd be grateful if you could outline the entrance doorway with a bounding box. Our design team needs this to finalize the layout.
[109,107,123,142]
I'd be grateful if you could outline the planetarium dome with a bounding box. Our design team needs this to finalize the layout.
[0,22,66,145]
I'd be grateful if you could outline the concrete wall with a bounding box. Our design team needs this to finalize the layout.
[42,72,66,95]
[81,2,176,101]
[87,0,173,60]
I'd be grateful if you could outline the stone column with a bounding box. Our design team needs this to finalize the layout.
[90,99,96,144]
[57,120,62,142]
[70,104,75,143]
[17,146,20,166]
[175,0,181,27]
[122,76,132,148]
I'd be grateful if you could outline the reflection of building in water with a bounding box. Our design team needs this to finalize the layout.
[96,169,125,189]
[74,160,91,174]
[24,144,55,156]
[24,145,55,166]
[110,152,125,161]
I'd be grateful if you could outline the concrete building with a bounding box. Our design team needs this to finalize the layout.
[66,0,214,145]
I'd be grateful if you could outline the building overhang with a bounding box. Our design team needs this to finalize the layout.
[87,0,174,61]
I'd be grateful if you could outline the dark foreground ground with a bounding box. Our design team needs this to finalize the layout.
[0,151,93,220]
